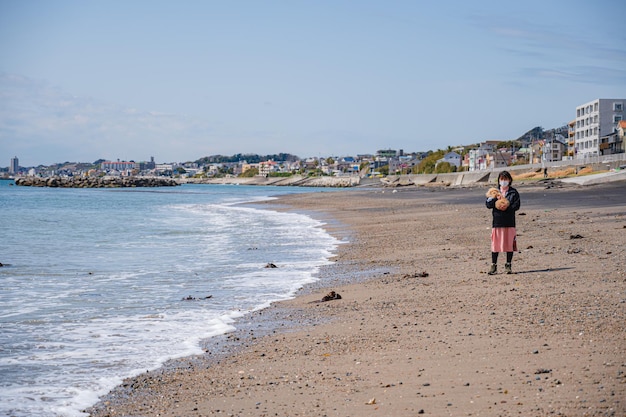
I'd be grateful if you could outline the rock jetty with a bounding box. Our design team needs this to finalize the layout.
[15,176,179,188]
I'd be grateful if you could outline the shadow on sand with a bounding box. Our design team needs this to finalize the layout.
[514,267,574,274]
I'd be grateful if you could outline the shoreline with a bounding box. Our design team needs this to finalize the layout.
[87,181,626,417]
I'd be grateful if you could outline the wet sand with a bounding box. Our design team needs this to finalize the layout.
[88,180,626,417]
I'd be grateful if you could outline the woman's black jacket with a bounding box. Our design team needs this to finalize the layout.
[486,186,521,228]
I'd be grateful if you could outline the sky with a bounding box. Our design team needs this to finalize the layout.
[1,0,625,167]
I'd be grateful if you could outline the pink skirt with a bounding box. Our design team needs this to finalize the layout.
[491,227,517,253]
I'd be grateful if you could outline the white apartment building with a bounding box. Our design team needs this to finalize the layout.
[574,98,624,159]
[101,160,137,171]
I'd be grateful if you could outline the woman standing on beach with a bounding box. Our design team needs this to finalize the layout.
[486,171,521,274]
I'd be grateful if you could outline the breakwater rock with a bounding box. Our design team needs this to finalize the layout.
[15,176,179,188]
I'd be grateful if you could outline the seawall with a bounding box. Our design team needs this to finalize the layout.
[182,175,360,187]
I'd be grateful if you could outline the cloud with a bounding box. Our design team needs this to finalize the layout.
[0,73,217,164]
[0,72,379,166]
[471,10,626,85]
[518,66,626,85]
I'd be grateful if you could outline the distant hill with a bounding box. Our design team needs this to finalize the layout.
[515,126,544,145]
[515,125,568,146]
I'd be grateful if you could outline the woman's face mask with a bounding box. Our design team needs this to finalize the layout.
[499,180,509,187]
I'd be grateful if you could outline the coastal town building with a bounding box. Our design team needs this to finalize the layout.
[335,156,358,173]
[542,135,568,162]
[377,149,398,158]
[438,151,461,168]
[303,158,319,171]
[232,161,252,176]
[514,147,531,163]
[101,160,136,172]
[567,120,576,159]
[155,164,173,175]
[574,98,624,159]
[9,156,19,174]
[138,157,156,171]
[492,149,513,168]
[467,148,488,171]
[467,142,501,171]
[387,154,418,175]
[617,120,626,153]
[258,160,278,177]
[599,119,626,155]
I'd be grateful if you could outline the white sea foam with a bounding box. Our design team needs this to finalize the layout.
[0,184,340,417]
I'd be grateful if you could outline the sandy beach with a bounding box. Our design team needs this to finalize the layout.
[88,180,626,417]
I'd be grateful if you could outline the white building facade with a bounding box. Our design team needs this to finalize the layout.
[468,148,489,171]
[101,160,137,171]
[439,152,462,168]
[542,135,567,162]
[574,98,624,159]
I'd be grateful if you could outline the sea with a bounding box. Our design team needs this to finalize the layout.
[0,180,341,417]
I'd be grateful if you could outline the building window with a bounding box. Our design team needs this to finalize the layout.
[614,102,623,112]
[614,115,623,123]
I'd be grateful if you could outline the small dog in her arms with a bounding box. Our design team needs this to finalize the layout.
[486,188,510,211]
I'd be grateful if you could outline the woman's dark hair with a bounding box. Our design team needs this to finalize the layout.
[498,171,513,183]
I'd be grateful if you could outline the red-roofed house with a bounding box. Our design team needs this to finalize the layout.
[258,160,278,177]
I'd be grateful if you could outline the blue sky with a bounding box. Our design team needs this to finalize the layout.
[1,0,625,166]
